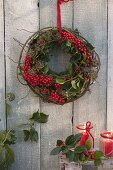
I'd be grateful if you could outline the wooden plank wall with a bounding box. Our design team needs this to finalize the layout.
[0,0,5,130]
[0,0,111,169]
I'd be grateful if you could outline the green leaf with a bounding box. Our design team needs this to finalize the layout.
[6,103,11,115]
[85,139,92,150]
[71,80,77,89]
[68,64,73,76]
[5,145,15,165]
[29,127,38,142]
[66,150,75,162]
[94,151,103,159]
[61,146,68,153]
[75,146,87,153]
[30,111,49,123]
[94,159,102,166]
[43,65,49,74]
[74,133,83,145]
[37,112,49,123]
[23,130,30,142]
[65,133,82,148]
[51,147,61,155]
[65,135,75,147]
[56,78,65,84]
[66,41,71,47]
[79,153,86,161]
[57,140,63,146]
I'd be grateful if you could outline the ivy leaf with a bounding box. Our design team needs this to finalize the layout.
[29,127,38,142]
[51,147,61,155]
[37,112,49,123]
[75,146,87,153]
[6,103,11,115]
[56,78,65,84]
[85,139,92,150]
[5,145,15,165]
[30,111,49,123]
[23,130,30,142]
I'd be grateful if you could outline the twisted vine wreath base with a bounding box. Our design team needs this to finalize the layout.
[18,27,100,105]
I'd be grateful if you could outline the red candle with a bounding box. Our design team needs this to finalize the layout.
[80,132,89,145]
[100,131,113,157]
[76,121,94,147]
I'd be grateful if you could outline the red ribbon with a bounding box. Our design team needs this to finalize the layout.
[77,121,94,148]
[57,0,73,34]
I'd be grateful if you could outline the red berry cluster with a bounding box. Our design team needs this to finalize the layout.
[54,83,62,88]
[62,31,93,62]
[24,56,53,87]
[49,90,66,104]
[41,87,48,93]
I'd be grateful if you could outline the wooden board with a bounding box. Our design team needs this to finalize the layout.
[39,0,73,170]
[0,0,5,130]
[107,0,113,130]
[5,0,40,170]
[73,0,108,140]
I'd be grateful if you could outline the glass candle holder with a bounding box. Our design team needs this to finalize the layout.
[76,121,94,148]
[100,131,113,157]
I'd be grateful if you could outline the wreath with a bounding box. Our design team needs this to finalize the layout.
[18,27,100,105]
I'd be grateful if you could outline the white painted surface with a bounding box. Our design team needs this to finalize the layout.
[0,0,5,130]
[0,0,112,169]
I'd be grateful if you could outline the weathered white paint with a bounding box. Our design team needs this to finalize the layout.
[0,0,5,130]
[0,0,111,169]
[5,0,40,170]
[107,0,113,130]
[73,0,107,138]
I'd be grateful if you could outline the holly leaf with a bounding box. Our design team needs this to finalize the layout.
[66,41,71,47]
[43,65,49,74]
[23,130,30,142]
[29,127,38,142]
[51,147,61,155]
[56,78,65,84]
[71,80,77,89]
[85,139,92,150]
